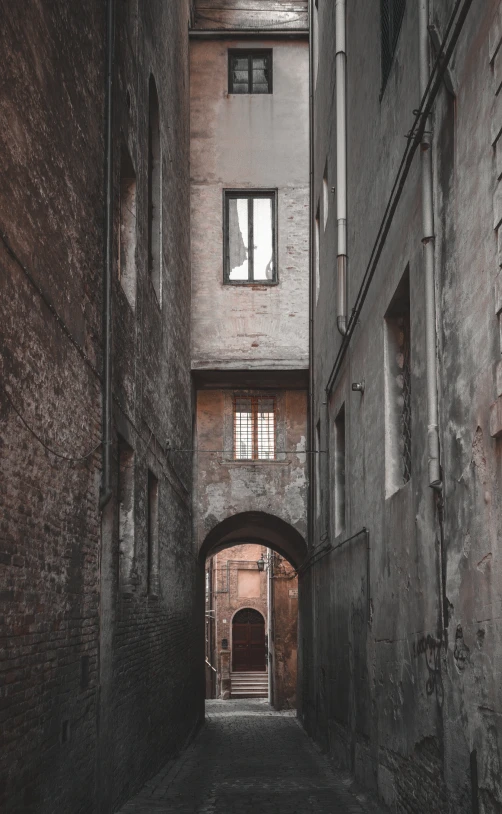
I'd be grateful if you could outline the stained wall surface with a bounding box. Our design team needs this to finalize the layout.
[270,557,299,710]
[308,1,502,811]
[0,2,198,812]
[190,38,309,371]
[192,0,308,31]
[195,389,308,553]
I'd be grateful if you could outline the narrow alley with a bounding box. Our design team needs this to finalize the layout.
[119,701,386,814]
[2,0,502,813]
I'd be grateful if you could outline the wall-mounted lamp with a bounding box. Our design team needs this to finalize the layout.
[257,556,265,572]
[351,380,365,394]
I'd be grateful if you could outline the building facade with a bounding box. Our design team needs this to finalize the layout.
[0,2,199,812]
[190,0,309,707]
[205,544,299,708]
[308,1,502,812]
[206,544,269,699]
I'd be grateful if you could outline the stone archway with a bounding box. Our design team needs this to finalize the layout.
[201,512,306,704]
[198,510,307,569]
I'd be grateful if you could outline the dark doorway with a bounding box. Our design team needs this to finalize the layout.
[232,608,266,672]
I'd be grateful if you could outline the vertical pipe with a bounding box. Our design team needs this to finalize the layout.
[303,0,315,729]
[418,0,441,490]
[267,550,273,704]
[336,0,348,335]
[100,0,115,509]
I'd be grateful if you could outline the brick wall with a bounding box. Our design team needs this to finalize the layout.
[0,1,198,811]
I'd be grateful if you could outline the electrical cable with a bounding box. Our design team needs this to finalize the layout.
[325,0,472,396]
[1,229,101,381]
[296,528,368,576]
[4,389,101,462]
[178,448,326,454]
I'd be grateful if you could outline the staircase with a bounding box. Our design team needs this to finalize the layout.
[230,672,268,698]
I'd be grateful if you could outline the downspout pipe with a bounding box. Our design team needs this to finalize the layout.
[419,0,442,490]
[335,0,348,336]
[308,0,314,551]
[100,0,115,510]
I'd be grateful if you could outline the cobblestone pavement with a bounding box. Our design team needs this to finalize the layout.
[119,699,388,813]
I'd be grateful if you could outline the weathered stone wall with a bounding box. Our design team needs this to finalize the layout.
[194,389,308,550]
[271,558,298,710]
[309,0,502,811]
[0,1,197,811]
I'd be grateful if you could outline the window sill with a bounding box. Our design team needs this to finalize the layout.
[224,459,290,467]
[224,280,279,288]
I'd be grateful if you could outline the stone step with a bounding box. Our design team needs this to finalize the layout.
[231,675,268,681]
[231,687,268,692]
[231,691,268,697]
[231,672,268,676]
[230,670,268,698]
[231,676,268,682]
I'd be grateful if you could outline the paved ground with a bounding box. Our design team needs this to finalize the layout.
[119,699,388,813]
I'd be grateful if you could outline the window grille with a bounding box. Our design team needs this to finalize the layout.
[228,51,272,94]
[224,191,277,284]
[384,270,411,496]
[380,0,406,96]
[234,397,275,460]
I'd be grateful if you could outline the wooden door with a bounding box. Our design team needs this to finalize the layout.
[232,608,266,672]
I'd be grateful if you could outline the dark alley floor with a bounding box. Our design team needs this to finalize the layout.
[118,699,387,813]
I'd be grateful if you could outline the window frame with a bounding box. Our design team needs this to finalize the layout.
[223,189,278,286]
[380,0,406,100]
[228,49,273,95]
[233,396,276,461]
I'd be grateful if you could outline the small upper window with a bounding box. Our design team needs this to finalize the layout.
[234,397,276,461]
[229,51,272,94]
[380,0,406,97]
[224,191,277,284]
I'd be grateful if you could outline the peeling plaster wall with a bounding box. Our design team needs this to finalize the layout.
[310,0,502,811]
[190,38,309,371]
[192,0,308,31]
[195,390,308,552]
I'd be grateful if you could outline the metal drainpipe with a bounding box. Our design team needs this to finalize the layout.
[419,0,442,490]
[308,0,315,551]
[267,551,273,704]
[100,0,115,510]
[335,0,348,336]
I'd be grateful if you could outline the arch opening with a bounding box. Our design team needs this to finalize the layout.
[199,510,307,570]
[202,513,305,711]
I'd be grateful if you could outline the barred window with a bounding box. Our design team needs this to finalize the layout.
[234,397,275,460]
[384,270,411,496]
[228,51,272,94]
[380,0,406,97]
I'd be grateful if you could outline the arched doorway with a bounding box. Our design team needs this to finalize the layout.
[200,513,306,707]
[232,608,266,672]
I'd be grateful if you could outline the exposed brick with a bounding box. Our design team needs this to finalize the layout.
[0,1,197,812]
